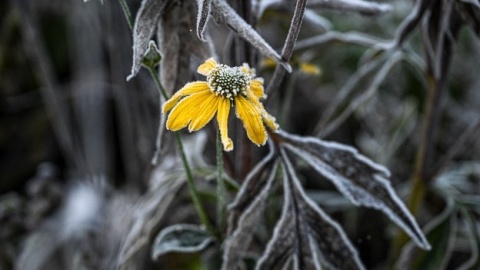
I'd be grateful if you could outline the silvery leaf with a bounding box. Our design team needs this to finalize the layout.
[277,130,431,250]
[127,0,168,80]
[256,150,365,270]
[196,0,212,41]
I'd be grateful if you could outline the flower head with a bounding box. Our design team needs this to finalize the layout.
[162,58,279,151]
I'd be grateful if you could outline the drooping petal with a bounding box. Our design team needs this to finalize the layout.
[250,78,265,99]
[217,99,233,151]
[166,90,212,131]
[162,82,210,113]
[188,94,220,132]
[244,90,279,132]
[261,110,279,132]
[235,96,267,146]
[197,58,218,76]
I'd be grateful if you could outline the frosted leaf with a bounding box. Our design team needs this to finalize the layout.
[277,130,431,250]
[196,0,212,41]
[211,0,291,72]
[281,150,365,270]
[256,150,365,269]
[307,0,391,16]
[151,224,214,260]
[222,145,279,270]
[127,0,168,81]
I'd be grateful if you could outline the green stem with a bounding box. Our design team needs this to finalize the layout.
[118,0,134,30]
[148,67,168,100]
[175,132,215,234]
[216,129,226,232]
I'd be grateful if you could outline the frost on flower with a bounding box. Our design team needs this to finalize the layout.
[162,58,279,151]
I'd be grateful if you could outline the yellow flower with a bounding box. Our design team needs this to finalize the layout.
[162,58,279,151]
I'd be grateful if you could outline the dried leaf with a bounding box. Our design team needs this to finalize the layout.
[277,130,431,250]
[127,0,168,81]
[211,0,291,72]
[151,224,214,260]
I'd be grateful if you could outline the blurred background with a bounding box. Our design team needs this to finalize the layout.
[1,0,480,269]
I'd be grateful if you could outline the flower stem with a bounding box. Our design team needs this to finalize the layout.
[148,67,168,100]
[216,128,226,231]
[175,132,215,234]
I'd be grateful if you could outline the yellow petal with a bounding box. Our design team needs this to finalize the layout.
[162,82,210,113]
[235,96,267,146]
[261,110,279,131]
[188,95,220,132]
[245,90,279,131]
[197,58,218,76]
[166,90,212,131]
[241,63,255,76]
[217,99,233,151]
[249,78,265,99]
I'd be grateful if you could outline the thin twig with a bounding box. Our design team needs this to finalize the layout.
[265,0,308,96]
[216,129,226,233]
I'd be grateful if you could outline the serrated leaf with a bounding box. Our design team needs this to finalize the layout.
[211,0,291,72]
[277,130,430,250]
[278,149,365,270]
[152,224,214,260]
[223,145,280,270]
[127,0,168,80]
[255,148,366,270]
[396,200,456,270]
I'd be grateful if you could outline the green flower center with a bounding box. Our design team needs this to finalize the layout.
[207,65,251,100]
